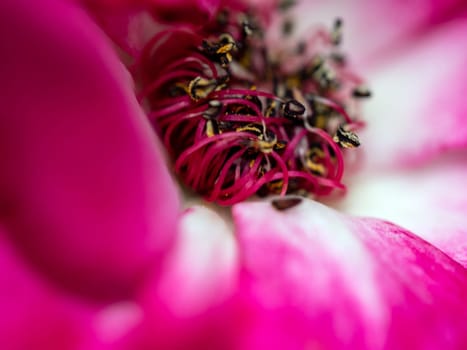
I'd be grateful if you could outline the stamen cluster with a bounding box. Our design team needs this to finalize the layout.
[135,3,369,205]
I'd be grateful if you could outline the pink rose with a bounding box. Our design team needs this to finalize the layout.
[1,0,466,349]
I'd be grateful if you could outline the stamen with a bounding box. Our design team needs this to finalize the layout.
[282,100,306,120]
[134,7,369,205]
[271,196,303,211]
[352,85,372,98]
[333,125,361,148]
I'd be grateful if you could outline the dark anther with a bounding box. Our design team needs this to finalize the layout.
[256,129,278,153]
[315,67,338,90]
[282,19,294,36]
[331,18,343,46]
[242,19,254,37]
[282,99,306,119]
[203,100,222,119]
[219,33,235,46]
[330,52,347,65]
[265,100,278,117]
[278,0,296,12]
[245,94,263,111]
[216,8,229,26]
[352,86,372,98]
[333,125,361,148]
[201,34,237,67]
[302,55,324,78]
[271,196,303,211]
[296,41,306,54]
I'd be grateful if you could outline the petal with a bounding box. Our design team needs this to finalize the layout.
[119,206,239,349]
[337,152,467,268]
[232,199,467,349]
[0,0,179,299]
[359,19,467,170]
[0,227,97,350]
[287,0,467,62]
[146,205,238,317]
[85,0,220,56]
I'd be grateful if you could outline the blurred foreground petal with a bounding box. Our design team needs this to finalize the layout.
[120,206,238,349]
[0,227,97,350]
[0,0,179,299]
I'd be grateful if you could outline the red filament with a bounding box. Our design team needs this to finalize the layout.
[133,5,368,205]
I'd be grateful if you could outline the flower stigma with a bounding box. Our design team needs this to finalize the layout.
[134,1,370,206]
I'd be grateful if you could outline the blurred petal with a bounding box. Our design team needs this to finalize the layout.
[148,206,238,317]
[0,227,97,350]
[85,0,220,57]
[289,0,467,62]
[338,152,467,268]
[360,19,467,170]
[232,199,467,349]
[0,0,179,299]
[120,206,238,349]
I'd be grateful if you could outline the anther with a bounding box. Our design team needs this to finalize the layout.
[203,100,222,119]
[282,99,306,119]
[330,52,346,65]
[352,85,372,98]
[201,34,237,67]
[333,125,360,148]
[282,19,294,36]
[271,196,302,211]
[331,18,343,46]
[257,129,278,153]
[187,77,219,101]
[278,0,296,12]
[242,19,254,37]
[206,120,220,137]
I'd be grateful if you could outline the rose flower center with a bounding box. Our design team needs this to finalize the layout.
[133,3,370,206]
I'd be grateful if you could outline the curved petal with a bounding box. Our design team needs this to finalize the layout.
[0,0,179,299]
[118,206,238,349]
[359,19,467,170]
[337,152,467,268]
[232,199,467,349]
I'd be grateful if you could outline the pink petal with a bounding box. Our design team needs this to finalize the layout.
[338,152,467,268]
[148,0,220,24]
[0,0,179,299]
[117,206,239,349]
[232,199,467,349]
[0,227,97,350]
[359,19,467,169]
[85,0,220,56]
[287,0,467,62]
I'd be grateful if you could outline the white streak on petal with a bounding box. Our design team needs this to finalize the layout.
[156,205,238,317]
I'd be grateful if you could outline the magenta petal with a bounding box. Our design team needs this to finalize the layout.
[360,19,467,169]
[232,199,467,349]
[114,206,238,349]
[0,0,179,299]
[0,228,98,350]
[150,0,220,23]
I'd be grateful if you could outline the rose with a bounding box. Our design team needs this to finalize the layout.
[1,0,466,349]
